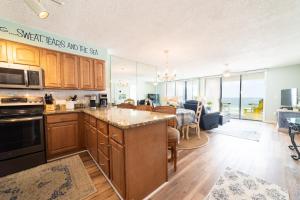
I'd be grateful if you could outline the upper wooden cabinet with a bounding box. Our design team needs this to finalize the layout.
[1,40,106,90]
[79,57,94,89]
[0,40,7,62]
[61,53,79,89]
[94,60,105,90]
[40,49,62,88]
[7,42,40,66]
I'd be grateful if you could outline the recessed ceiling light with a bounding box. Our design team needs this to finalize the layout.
[24,0,49,19]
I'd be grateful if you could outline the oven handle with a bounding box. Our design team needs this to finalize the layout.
[0,116,43,123]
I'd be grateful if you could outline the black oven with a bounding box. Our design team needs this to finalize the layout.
[0,116,44,160]
[0,97,46,176]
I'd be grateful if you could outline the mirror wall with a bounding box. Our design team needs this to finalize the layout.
[110,56,158,105]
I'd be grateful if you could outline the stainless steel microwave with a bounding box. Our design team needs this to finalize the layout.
[0,63,43,89]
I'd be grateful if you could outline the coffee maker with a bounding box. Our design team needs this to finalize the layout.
[90,95,97,109]
[99,93,108,107]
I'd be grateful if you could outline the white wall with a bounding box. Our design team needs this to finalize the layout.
[264,65,300,122]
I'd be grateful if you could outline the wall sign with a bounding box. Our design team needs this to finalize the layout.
[0,18,107,60]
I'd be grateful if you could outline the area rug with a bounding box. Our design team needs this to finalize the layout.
[0,155,97,200]
[211,129,261,142]
[206,167,290,200]
[177,132,209,150]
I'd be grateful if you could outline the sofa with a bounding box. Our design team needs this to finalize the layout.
[183,100,220,130]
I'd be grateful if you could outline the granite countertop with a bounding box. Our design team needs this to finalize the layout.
[44,107,176,129]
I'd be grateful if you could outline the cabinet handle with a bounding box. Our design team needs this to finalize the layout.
[99,163,105,166]
[99,142,105,145]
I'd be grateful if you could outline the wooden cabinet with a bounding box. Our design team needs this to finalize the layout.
[0,40,7,62]
[45,113,82,159]
[47,121,79,158]
[7,42,40,66]
[61,53,79,89]
[84,121,89,148]
[40,49,62,88]
[80,57,94,89]
[98,148,110,177]
[110,138,125,197]
[88,126,98,162]
[94,59,105,90]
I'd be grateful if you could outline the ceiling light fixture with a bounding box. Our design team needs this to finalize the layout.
[157,50,176,82]
[24,0,64,19]
[24,0,49,19]
[223,64,231,78]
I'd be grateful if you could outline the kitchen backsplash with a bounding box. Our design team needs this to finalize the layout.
[0,89,106,103]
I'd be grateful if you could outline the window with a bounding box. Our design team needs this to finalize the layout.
[205,77,221,111]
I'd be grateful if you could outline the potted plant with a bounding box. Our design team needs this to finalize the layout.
[206,101,213,111]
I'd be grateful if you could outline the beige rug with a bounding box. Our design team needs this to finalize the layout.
[206,167,290,200]
[178,132,209,150]
[0,155,97,200]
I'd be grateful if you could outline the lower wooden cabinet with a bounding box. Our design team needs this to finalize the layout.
[84,121,89,148]
[110,138,125,197]
[98,148,110,177]
[46,121,79,158]
[88,126,98,162]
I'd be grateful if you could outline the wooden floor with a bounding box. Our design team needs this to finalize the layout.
[79,120,300,200]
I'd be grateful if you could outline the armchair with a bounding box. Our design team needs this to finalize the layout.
[184,100,220,130]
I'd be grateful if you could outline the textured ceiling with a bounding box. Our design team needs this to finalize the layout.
[0,0,300,79]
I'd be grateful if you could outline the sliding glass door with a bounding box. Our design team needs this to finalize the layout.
[241,72,265,120]
[221,76,241,118]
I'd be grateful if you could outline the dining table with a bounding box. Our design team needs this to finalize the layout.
[176,108,195,130]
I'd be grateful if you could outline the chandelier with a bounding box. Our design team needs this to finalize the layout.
[158,50,176,82]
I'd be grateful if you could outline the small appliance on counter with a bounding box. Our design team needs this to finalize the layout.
[0,96,46,176]
[90,95,97,109]
[99,93,108,107]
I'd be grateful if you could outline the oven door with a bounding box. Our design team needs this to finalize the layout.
[0,116,44,160]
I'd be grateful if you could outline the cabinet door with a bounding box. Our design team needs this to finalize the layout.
[110,139,125,197]
[61,54,79,89]
[88,126,98,162]
[84,121,89,148]
[0,40,7,62]
[94,60,105,90]
[98,148,110,178]
[40,49,61,88]
[47,121,79,158]
[79,57,94,89]
[98,130,109,157]
[8,42,40,66]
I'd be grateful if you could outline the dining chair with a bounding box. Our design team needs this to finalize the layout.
[136,105,153,111]
[185,101,202,139]
[153,106,179,172]
[117,103,137,109]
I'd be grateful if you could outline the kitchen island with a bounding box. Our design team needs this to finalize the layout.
[44,107,175,200]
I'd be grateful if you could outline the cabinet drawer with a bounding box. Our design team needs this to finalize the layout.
[97,120,108,135]
[98,149,110,177]
[89,116,96,127]
[84,114,90,122]
[47,113,78,124]
[109,125,124,145]
[98,131,109,157]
